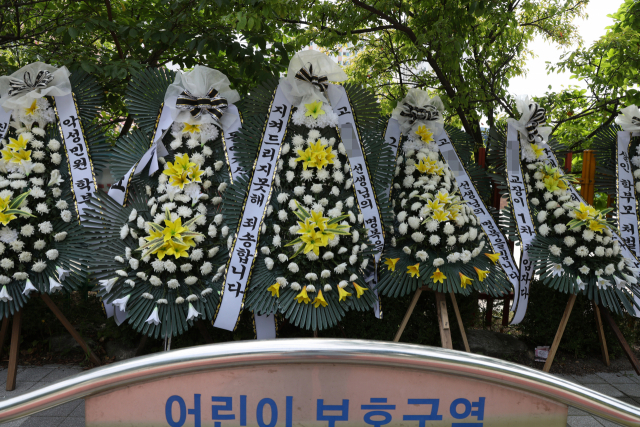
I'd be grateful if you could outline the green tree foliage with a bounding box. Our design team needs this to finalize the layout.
[286,0,587,144]
[0,0,304,139]
[541,0,640,149]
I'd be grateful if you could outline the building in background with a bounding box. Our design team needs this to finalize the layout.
[307,42,356,66]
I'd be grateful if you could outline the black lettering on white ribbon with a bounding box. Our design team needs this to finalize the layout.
[9,70,54,97]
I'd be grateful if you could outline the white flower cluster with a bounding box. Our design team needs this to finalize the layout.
[259,128,369,299]
[523,160,634,290]
[102,122,231,324]
[170,121,219,150]
[391,131,488,268]
[0,98,70,296]
[291,102,339,129]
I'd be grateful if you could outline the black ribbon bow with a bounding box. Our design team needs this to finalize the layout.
[175,86,228,121]
[631,116,640,127]
[295,64,329,93]
[524,102,547,143]
[8,70,54,97]
[399,103,440,125]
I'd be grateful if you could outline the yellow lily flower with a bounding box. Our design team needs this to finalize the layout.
[183,123,201,134]
[300,229,324,255]
[10,149,31,164]
[295,147,317,170]
[459,272,473,289]
[310,210,329,228]
[474,267,489,282]
[415,125,434,143]
[407,263,421,278]
[485,253,501,264]
[313,290,328,308]
[530,143,545,159]
[25,100,38,115]
[384,258,399,271]
[304,100,325,119]
[427,199,444,211]
[415,159,429,173]
[173,153,196,173]
[323,145,336,166]
[169,172,190,189]
[432,209,449,222]
[7,135,29,151]
[154,243,172,260]
[431,268,446,284]
[588,220,605,234]
[447,210,459,221]
[575,203,598,221]
[543,176,559,192]
[163,217,188,242]
[188,164,204,183]
[0,212,16,226]
[338,286,352,301]
[0,148,14,163]
[294,286,311,304]
[0,195,11,212]
[297,218,315,235]
[268,283,280,298]
[435,190,452,204]
[353,282,367,298]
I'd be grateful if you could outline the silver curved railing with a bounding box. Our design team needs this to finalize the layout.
[0,339,638,425]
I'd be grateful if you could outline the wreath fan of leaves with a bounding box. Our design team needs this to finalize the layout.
[82,180,222,338]
[591,124,620,198]
[529,235,638,315]
[220,82,389,330]
[125,67,176,136]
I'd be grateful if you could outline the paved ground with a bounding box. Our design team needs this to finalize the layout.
[0,366,638,426]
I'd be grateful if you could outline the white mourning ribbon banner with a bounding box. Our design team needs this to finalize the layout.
[107,104,172,205]
[617,131,640,257]
[219,103,277,338]
[327,84,384,319]
[222,104,243,180]
[506,123,536,324]
[0,108,11,140]
[53,94,97,218]
[436,130,520,294]
[543,143,640,317]
[214,84,291,331]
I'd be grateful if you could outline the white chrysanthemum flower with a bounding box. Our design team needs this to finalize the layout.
[429,235,440,245]
[46,249,59,260]
[19,224,34,237]
[18,252,31,262]
[563,257,574,266]
[416,250,428,262]
[594,246,605,257]
[554,224,567,235]
[200,262,213,275]
[575,246,589,257]
[149,276,162,286]
[0,258,13,270]
[407,216,421,230]
[33,240,45,250]
[443,223,455,235]
[164,260,177,273]
[167,279,179,289]
[564,236,576,247]
[550,245,562,256]
[398,223,408,235]
[539,224,550,236]
[402,246,411,255]
[32,260,47,273]
[583,229,594,241]
[537,211,547,223]
[605,264,616,276]
[433,258,445,267]
[411,232,425,243]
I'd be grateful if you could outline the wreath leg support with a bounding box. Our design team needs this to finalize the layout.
[6,310,22,391]
[600,308,640,375]
[0,317,9,362]
[393,288,470,352]
[594,304,610,367]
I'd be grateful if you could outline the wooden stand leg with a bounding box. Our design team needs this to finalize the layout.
[393,288,422,342]
[543,294,577,372]
[0,316,9,361]
[6,311,21,391]
[449,292,470,352]
[40,294,101,366]
[135,335,148,357]
[593,303,610,366]
[600,307,640,375]
[500,295,512,333]
[196,319,213,344]
[435,292,453,349]
[485,297,494,329]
